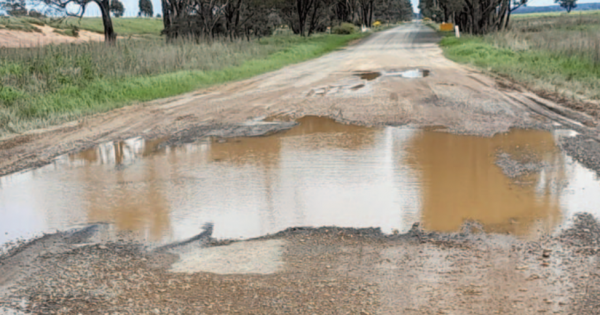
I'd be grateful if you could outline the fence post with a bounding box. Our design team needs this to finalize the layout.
[455,25,460,38]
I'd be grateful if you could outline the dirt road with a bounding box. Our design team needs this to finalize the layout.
[1,23,600,314]
[3,22,599,177]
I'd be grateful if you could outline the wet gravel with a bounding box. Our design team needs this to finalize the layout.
[495,152,545,178]
[2,217,600,314]
[561,135,600,177]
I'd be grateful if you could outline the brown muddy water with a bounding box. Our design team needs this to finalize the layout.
[1,117,599,245]
[357,72,382,81]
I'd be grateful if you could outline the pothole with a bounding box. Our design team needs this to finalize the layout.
[353,69,430,81]
[386,68,430,78]
[355,71,381,81]
[0,117,596,245]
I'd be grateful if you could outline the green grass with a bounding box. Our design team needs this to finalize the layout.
[63,17,164,37]
[0,17,42,32]
[0,33,365,135]
[512,9,600,18]
[438,13,600,104]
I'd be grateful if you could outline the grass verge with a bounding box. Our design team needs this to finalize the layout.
[441,36,600,103]
[0,33,365,135]
[437,13,600,113]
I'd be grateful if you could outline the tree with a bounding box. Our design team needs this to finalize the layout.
[139,0,154,16]
[274,0,338,36]
[110,0,125,17]
[1,0,27,16]
[555,0,576,13]
[290,0,317,36]
[375,0,413,23]
[162,0,231,39]
[332,0,359,24]
[36,0,118,43]
[358,0,374,26]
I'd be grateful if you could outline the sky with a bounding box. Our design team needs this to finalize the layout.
[8,0,600,18]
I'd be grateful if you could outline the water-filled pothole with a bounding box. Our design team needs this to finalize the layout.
[386,68,430,78]
[355,71,381,81]
[1,117,598,245]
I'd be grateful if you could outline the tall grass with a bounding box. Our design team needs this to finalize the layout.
[440,12,600,103]
[490,13,600,66]
[0,34,363,135]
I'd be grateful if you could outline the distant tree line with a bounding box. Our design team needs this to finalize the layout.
[1,0,413,43]
[161,0,413,40]
[418,0,529,34]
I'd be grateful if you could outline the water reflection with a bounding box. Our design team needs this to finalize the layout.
[408,130,565,236]
[1,117,599,245]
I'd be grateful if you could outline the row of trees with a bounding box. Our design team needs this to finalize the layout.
[161,0,412,40]
[1,0,412,43]
[418,0,529,34]
[419,0,580,35]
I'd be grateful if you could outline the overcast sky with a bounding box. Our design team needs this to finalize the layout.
[18,0,600,17]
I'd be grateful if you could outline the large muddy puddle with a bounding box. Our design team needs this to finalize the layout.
[1,117,600,245]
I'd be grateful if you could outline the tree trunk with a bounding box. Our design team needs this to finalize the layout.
[297,0,306,36]
[297,0,315,36]
[96,0,116,43]
[308,0,321,35]
[367,0,375,27]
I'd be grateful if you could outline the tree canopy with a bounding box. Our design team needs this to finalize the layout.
[139,0,154,17]
[0,0,27,16]
[110,0,125,17]
[161,0,413,39]
[555,0,577,13]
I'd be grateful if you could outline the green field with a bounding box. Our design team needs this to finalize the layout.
[438,11,600,110]
[63,17,164,37]
[0,33,366,135]
[511,10,600,19]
